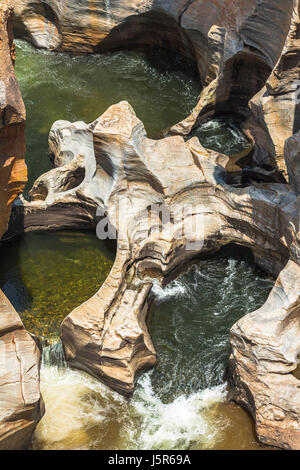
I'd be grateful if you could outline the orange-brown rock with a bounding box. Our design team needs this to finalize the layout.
[10,102,297,416]
[0,0,27,239]
[14,0,297,181]
[0,0,43,450]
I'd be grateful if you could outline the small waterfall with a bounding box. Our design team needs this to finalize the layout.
[104,0,114,26]
[41,340,67,369]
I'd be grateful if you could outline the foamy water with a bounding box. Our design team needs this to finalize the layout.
[34,248,273,450]
[192,118,250,155]
[151,279,187,302]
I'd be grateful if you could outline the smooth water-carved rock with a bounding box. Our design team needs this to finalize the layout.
[11,102,298,407]
[285,131,300,196]
[0,291,44,450]
[241,4,300,177]
[229,260,300,450]
[166,0,296,181]
[14,1,293,100]
[9,0,300,451]
[229,130,300,450]
[0,0,43,450]
[14,0,298,181]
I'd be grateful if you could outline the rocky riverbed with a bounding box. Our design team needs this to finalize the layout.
[0,0,300,451]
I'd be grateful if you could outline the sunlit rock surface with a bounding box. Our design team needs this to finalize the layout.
[0,291,44,450]
[230,260,300,450]
[229,131,300,450]
[0,0,43,450]
[11,102,299,450]
[14,0,299,178]
[242,4,300,177]
[0,0,27,239]
[9,0,300,451]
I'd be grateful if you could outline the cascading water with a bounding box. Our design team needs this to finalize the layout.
[14,40,201,192]
[104,0,114,25]
[191,118,251,156]
[2,40,275,450]
[30,246,273,450]
[36,340,225,450]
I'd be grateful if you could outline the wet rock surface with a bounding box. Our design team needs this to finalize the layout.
[4,0,300,450]
[0,0,43,450]
[0,290,44,450]
[12,101,299,451]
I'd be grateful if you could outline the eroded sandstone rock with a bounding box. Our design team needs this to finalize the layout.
[241,3,300,177]
[9,0,300,451]
[0,0,43,450]
[0,291,44,450]
[228,128,300,450]
[229,260,300,450]
[0,0,27,239]
[14,0,299,182]
[11,102,296,405]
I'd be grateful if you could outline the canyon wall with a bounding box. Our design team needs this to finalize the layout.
[8,0,300,450]
[13,0,298,181]
[0,0,43,450]
[14,101,298,452]
[0,0,27,239]
[13,1,292,84]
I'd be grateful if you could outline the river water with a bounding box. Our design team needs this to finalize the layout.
[0,40,275,450]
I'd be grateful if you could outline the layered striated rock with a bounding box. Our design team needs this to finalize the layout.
[241,3,300,177]
[0,0,27,239]
[0,0,43,450]
[9,0,300,451]
[229,131,300,450]
[285,131,300,195]
[14,0,299,180]
[13,1,293,91]
[0,291,44,450]
[10,102,297,404]
[229,260,300,450]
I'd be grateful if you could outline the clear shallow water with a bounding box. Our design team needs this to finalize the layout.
[14,40,201,192]
[12,244,272,451]
[0,232,115,340]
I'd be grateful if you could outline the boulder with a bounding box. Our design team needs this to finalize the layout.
[0,0,43,450]
[0,291,44,450]
[0,0,27,239]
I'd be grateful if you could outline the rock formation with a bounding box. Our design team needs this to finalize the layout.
[0,291,44,450]
[0,0,43,450]
[228,133,300,451]
[7,0,300,451]
[11,102,297,411]
[0,0,27,239]
[13,0,297,179]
